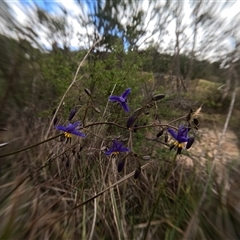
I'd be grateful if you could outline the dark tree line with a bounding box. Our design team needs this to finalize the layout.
[0,0,240,123]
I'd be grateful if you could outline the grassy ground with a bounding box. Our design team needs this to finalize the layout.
[0,76,240,240]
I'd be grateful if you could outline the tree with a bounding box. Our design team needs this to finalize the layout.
[77,0,147,51]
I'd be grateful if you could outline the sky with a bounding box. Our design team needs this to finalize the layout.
[3,0,91,49]
[2,0,240,60]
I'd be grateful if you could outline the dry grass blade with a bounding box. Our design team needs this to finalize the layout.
[110,188,122,240]
[72,162,151,209]
[192,103,204,119]
[89,192,97,240]
[0,142,8,148]
[27,178,84,230]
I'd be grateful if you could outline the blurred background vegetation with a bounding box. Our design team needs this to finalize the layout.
[0,0,240,239]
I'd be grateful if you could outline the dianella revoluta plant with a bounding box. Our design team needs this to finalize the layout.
[46,86,198,177]
[1,85,199,175]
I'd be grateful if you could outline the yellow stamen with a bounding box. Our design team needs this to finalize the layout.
[64,132,72,138]
[174,142,183,148]
[178,143,183,148]
[112,152,120,157]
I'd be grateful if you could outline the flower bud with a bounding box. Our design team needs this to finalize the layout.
[177,146,182,155]
[186,109,193,121]
[156,129,164,138]
[152,94,165,101]
[186,137,194,149]
[193,118,199,129]
[52,108,56,115]
[68,108,77,121]
[134,167,141,179]
[53,117,58,126]
[164,132,169,143]
[84,88,92,97]
[94,107,101,113]
[118,159,125,172]
[127,115,136,129]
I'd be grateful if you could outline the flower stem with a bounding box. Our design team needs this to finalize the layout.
[0,134,62,159]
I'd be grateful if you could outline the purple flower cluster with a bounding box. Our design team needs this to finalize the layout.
[55,95,131,156]
[54,87,194,158]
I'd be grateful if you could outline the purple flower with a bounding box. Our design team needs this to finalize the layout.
[168,125,189,143]
[109,88,131,112]
[56,121,86,138]
[105,140,130,156]
[168,125,192,154]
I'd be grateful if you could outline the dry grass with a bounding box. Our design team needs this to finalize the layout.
[1,79,240,240]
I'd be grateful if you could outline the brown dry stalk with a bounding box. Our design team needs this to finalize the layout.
[42,161,152,227]
[72,161,151,209]
[27,178,84,230]
[45,38,102,139]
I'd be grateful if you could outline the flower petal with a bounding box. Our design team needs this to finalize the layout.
[182,127,189,137]
[72,130,86,138]
[119,147,130,152]
[177,126,189,142]
[119,96,125,102]
[112,140,119,149]
[177,125,184,139]
[56,125,67,132]
[105,140,130,155]
[109,96,121,102]
[121,88,131,98]
[104,149,114,155]
[121,102,130,112]
[67,121,80,132]
[115,141,123,151]
[178,136,189,143]
[167,128,177,140]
